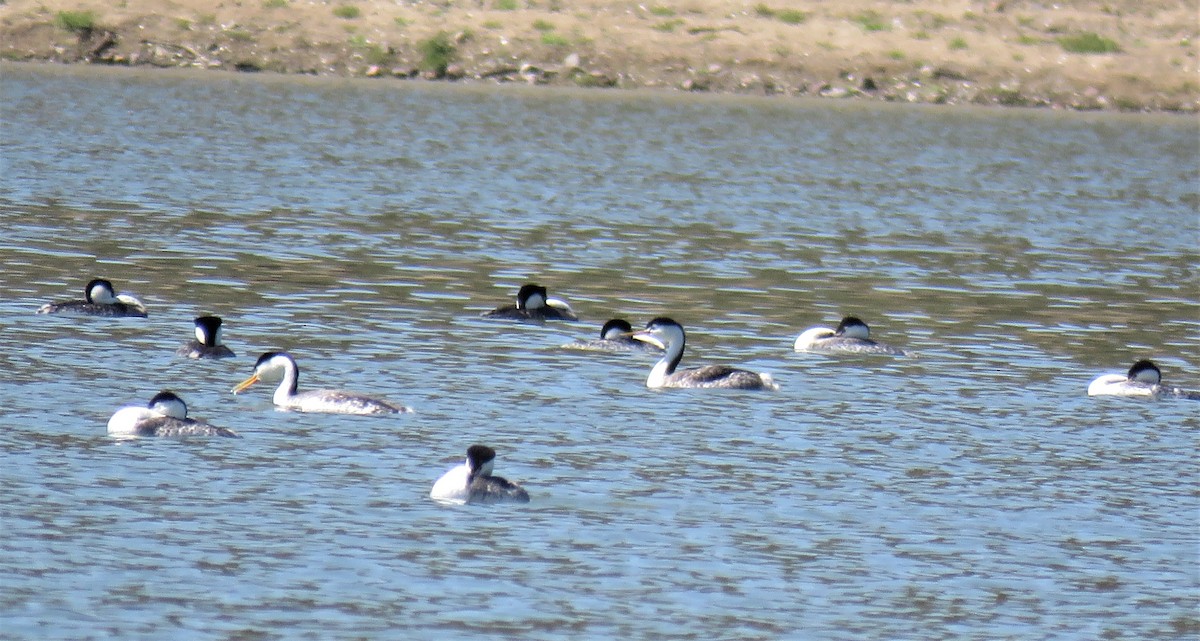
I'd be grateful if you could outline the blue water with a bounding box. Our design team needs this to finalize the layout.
[1,63,1197,640]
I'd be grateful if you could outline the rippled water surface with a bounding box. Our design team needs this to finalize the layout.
[2,64,1198,640]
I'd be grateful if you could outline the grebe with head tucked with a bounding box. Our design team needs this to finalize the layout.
[232,351,412,415]
[794,316,906,355]
[177,315,236,359]
[630,317,779,390]
[1088,359,1200,399]
[108,391,239,438]
[482,283,578,322]
[431,445,530,505]
[37,278,147,317]
[562,318,663,353]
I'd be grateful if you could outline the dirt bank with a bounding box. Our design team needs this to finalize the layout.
[2,0,1197,112]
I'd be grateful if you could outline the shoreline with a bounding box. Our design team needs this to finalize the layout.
[2,1,1197,113]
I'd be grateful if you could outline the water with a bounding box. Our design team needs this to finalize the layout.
[1,63,1197,640]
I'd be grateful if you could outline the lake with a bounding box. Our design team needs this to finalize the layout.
[1,63,1197,640]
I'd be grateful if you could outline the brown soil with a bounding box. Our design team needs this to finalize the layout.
[2,0,1197,112]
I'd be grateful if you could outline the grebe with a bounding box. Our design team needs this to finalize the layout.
[430,445,530,505]
[630,317,779,390]
[562,318,662,353]
[232,351,412,415]
[1088,359,1200,399]
[107,391,239,438]
[177,315,236,359]
[794,316,906,355]
[482,283,578,322]
[37,278,147,317]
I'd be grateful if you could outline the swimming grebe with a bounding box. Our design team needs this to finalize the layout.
[482,283,578,322]
[430,445,530,505]
[561,318,662,353]
[1088,359,1199,399]
[630,317,779,390]
[794,316,906,355]
[232,351,411,415]
[177,315,236,359]
[37,279,148,317]
[107,391,239,438]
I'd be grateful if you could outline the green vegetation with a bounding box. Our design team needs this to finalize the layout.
[394,16,411,27]
[263,0,288,8]
[55,10,96,33]
[1016,34,1042,46]
[541,32,569,46]
[887,50,904,60]
[482,19,502,29]
[227,29,254,42]
[532,19,554,32]
[776,10,807,25]
[648,5,675,17]
[418,31,456,76]
[754,5,805,24]
[949,37,968,50]
[652,19,684,32]
[174,18,192,30]
[852,10,889,32]
[1058,32,1120,54]
[197,13,217,26]
[353,39,392,66]
[333,5,361,19]
[494,0,518,10]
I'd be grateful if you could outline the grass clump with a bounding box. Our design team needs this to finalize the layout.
[55,10,96,33]
[648,5,675,17]
[532,19,554,32]
[394,16,411,27]
[949,37,968,50]
[1058,32,1120,54]
[777,10,807,24]
[852,10,889,32]
[541,32,569,46]
[263,0,287,8]
[652,19,684,32]
[754,5,805,23]
[333,5,361,19]
[418,31,456,76]
[174,18,192,30]
[494,0,518,9]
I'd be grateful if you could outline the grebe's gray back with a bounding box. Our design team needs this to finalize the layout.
[232,351,412,415]
[630,317,779,390]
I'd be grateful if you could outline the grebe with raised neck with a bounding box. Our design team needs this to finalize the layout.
[232,351,412,415]
[630,317,779,390]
